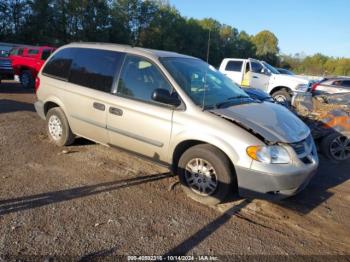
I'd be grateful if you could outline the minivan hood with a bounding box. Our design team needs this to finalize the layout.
[211,102,310,143]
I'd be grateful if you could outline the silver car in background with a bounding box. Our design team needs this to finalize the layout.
[311,77,350,95]
[34,43,319,205]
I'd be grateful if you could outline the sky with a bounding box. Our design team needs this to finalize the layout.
[169,0,350,58]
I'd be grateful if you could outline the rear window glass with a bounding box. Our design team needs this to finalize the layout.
[225,61,243,72]
[69,48,124,92]
[42,48,75,80]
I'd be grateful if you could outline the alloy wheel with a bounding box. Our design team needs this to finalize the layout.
[329,135,350,161]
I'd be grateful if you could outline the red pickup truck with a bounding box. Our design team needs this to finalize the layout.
[10,46,55,88]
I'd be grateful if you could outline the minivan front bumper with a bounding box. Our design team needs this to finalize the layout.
[235,133,319,199]
[236,162,318,199]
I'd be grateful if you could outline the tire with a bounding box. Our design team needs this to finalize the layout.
[177,144,237,205]
[19,70,34,89]
[272,89,291,105]
[320,132,350,162]
[46,107,75,147]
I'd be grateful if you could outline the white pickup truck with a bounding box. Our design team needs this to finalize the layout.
[219,58,311,102]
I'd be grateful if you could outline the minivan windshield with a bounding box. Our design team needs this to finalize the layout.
[261,61,280,74]
[160,57,252,109]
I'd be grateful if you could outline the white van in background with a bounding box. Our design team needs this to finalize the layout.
[219,58,311,102]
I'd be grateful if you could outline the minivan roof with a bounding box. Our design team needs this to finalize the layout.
[67,42,197,60]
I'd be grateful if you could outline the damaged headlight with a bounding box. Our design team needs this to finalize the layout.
[246,145,290,164]
[295,83,309,92]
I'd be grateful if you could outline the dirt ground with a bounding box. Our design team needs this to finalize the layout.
[0,81,349,260]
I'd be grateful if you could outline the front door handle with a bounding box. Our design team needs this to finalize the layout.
[109,107,123,116]
[253,76,259,79]
[93,102,105,111]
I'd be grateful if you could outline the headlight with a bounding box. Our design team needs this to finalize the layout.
[246,145,290,164]
[295,84,308,92]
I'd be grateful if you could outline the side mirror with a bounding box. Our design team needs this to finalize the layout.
[152,88,181,107]
[262,68,271,75]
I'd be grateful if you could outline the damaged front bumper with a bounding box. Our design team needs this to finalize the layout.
[236,161,318,199]
[236,136,319,199]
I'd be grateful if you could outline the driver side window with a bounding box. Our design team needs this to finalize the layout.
[251,61,263,74]
[117,55,173,103]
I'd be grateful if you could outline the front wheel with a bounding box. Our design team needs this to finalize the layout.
[46,107,75,147]
[177,144,237,205]
[320,132,350,162]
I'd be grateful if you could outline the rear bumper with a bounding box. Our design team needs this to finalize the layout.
[34,100,46,120]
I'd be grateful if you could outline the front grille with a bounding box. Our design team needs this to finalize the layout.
[291,141,305,155]
[290,134,314,162]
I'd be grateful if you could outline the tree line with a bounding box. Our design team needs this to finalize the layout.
[280,53,350,76]
[1,0,349,76]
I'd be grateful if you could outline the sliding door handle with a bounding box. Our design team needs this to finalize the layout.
[109,107,123,116]
[93,102,105,111]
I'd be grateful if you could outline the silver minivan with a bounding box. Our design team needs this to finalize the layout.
[34,43,318,205]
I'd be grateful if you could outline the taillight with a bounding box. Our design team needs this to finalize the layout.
[34,76,40,93]
[311,83,319,92]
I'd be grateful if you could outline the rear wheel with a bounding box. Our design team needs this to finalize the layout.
[46,107,75,147]
[20,70,34,89]
[177,144,237,205]
[320,132,350,162]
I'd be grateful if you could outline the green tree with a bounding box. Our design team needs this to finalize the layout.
[235,31,256,59]
[252,30,279,64]
[139,4,186,51]
[0,0,29,42]
[116,0,158,46]
[23,0,55,44]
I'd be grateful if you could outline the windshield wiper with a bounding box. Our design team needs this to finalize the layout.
[215,96,252,109]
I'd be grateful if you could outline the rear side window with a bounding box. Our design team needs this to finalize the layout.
[28,49,39,55]
[69,48,124,92]
[42,48,75,80]
[225,61,243,72]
